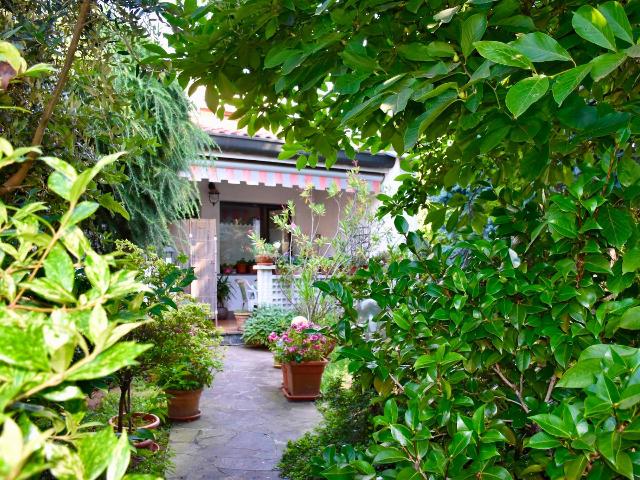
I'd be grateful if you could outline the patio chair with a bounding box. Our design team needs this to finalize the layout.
[235,278,257,311]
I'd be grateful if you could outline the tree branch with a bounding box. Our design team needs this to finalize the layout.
[544,374,558,404]
[493,364,530,413]
[1,0,92,195]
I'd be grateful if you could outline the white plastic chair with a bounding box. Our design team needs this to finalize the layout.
[235,279,257,311]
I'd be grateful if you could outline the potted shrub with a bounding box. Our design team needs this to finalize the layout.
[269,317,332,400]
[221,263,234,275]
[217,274,231,320]
[150,300,224,421]
[248,231,281,265]
[109,241,197,447]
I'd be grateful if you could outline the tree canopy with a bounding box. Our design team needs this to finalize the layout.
[164,2,640,479]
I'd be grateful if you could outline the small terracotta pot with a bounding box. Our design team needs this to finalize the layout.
[236,262,248,274]
[166,388,203,421]
[282,359,328,401]
[108,412,160,449]
[255,254,274,265]
[234,311,251,331]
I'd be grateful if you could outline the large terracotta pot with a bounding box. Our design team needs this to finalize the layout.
[281,359,328,401]
[166,388,203,421]
[108,412,160,449]
[234,311,251,331]
[255,254,274,265]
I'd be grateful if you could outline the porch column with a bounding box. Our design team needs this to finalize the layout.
[254,265,275,306]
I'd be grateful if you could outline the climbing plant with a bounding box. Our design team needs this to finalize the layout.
[164,1,640,478]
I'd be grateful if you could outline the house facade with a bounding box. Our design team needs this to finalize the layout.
[173,110,399,318]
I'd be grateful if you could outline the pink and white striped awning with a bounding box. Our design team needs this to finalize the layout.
[187,161,383,193]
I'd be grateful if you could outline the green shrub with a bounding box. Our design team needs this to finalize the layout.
[149,299,224,391]
[242,306,294,346]
[0,145,151,478]
[278,377,374,480]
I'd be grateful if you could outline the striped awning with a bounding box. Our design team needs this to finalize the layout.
[187,160,383,193]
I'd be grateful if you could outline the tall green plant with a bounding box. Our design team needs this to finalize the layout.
[0,145,154,479]
[99,70,213,249]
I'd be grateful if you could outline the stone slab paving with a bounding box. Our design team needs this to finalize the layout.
[168,346,321,479]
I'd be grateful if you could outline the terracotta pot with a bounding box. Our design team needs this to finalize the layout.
[108,412,160,449]
[166,388,203,421]
[281,359,328,401]
[236,262,248,274]
[255,254,274,265]
[234,311,251,331]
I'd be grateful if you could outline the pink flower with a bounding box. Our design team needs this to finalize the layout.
[268,332,279,342]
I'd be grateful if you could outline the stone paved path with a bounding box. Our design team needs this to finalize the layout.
[168,346,321,479]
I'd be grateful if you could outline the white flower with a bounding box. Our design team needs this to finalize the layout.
[273,241,281,249]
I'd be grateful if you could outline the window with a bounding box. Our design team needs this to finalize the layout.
[219,202,286,270]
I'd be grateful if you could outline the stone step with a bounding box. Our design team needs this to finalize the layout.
[221,333,244,346]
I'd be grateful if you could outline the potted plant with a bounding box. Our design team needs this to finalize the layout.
[235,258,249,274]
[109,241,197,447]
[248,231,281,265]
[268,317,332,400]
[217,274,231,320]
[150,300,224,421]
[221,263,234,275]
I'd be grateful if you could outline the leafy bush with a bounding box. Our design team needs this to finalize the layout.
[170,0,640,478]
[0,146,151,479]
[149,299,224,391]
[278,377,374,480]
[242,306,293,346]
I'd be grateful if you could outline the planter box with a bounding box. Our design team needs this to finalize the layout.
[281,359,328,401]
[166,388,203,421]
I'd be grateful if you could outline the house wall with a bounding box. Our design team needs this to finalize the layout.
[193,180,350,312]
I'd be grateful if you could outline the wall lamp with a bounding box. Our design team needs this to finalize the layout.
[208,182,220,206]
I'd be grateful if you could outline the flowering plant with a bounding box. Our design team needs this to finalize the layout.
[248,230,281,257]
[268,317,332,363]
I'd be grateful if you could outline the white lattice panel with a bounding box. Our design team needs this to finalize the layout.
[271,275,298,310]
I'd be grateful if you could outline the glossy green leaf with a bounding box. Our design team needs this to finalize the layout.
[474,41,534,69]
[373,447,406,464]
[44,243,74,292]
[557,359,600,388]
[461,14,487,57]
[619,306,640,330]
[572,5,617,51]
[67,342,150,380]
[505,75,549,118]
[530,413,572,438]
[527,432,562,449]
[598,2,633,44]
[590,52,627,81]
[512,32,572,62]
[552,64,592,106]
[599,205,633,248]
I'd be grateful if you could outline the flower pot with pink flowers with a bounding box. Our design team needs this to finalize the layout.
[268,317,332,400]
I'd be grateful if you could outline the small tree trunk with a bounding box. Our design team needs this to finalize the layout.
[0,0,92,195]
